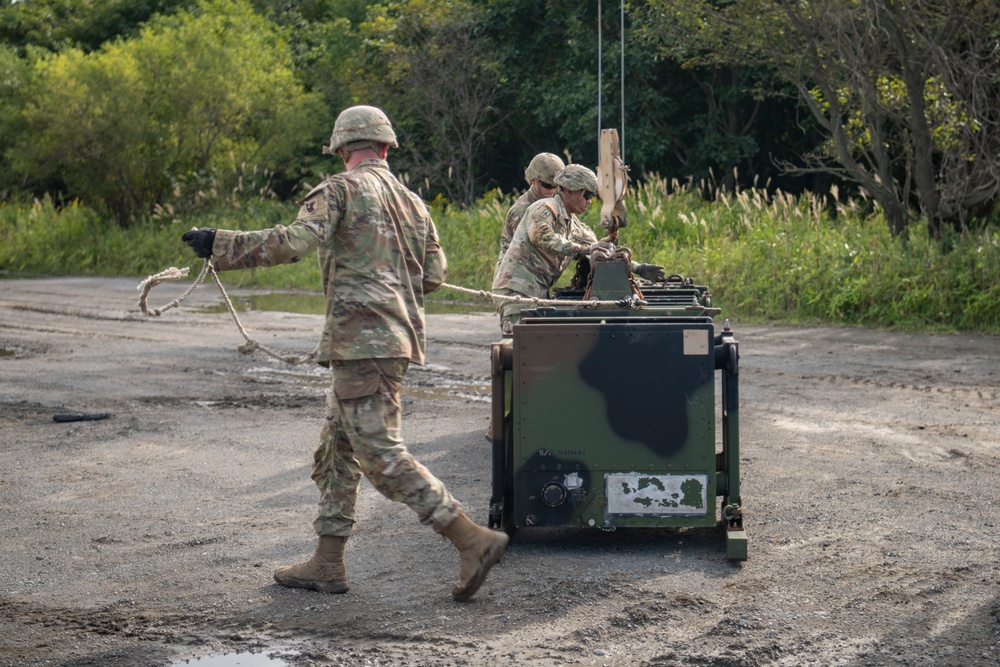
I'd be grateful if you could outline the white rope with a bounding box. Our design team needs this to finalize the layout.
[138,260,318,365]
[137,264,201,316]
[439,282,642,309]
[137,262,643,367]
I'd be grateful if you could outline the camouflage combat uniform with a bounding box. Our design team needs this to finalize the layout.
[211,157,462,536]
[491,195,598,334]
[491,189,543,287]
[498,189,542,260]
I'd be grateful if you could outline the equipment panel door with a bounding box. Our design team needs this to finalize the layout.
[511,320,717,528]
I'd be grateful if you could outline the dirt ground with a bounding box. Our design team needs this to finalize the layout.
[1,275,998,667]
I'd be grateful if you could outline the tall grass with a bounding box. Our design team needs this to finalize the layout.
[0,195,320,288]
[617,175,1000,332]
[2,179,998,333]
[432,190,509,290]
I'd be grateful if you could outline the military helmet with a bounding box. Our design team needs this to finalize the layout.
[324,105,398,154]
[524,152,565,185]
[554,164,598,193]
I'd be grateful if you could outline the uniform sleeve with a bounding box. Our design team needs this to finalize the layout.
[525,206,587,257]
[422,218,448,294]
[569,220,599,247]
[500,205,522,255]
[211,184,341,271]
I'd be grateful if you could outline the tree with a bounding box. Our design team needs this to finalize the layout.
[778,0,1000,234]
[480,0,819,196]
[247,0,376,192]
[0,44,30,195]
[639,0,1000,235]
[351,0,506,205]
[9,0,322,223]
[0,0,194,54]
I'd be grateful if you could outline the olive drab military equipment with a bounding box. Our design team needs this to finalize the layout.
[488,272,747,561]
[488,208,748,560]
[323,105,399,155]
[524,152,565,185]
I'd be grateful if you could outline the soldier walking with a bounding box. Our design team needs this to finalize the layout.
[181,105,508,602]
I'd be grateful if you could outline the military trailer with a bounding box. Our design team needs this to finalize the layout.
[488,258,747,561]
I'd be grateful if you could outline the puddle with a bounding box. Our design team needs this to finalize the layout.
[170,648,299,666]
[232,360,490,402]
[192,292,325,315]
[239,366,329,389]
[192,292,490,316]
[0,348,14,357]
[403,383,490,403]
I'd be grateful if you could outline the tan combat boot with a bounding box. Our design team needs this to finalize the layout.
[273,535,349,594]
[438,512,509,602]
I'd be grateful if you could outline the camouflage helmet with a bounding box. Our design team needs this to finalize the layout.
[554,164,598,193]
[524,152,565,185]
[324,105,398,154]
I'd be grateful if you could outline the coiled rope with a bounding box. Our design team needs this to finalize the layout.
[138,259,644,366]
[138,260,319,365]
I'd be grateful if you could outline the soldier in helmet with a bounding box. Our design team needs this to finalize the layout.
[497,152,565,263]
[180,105,508,602]
[492,164,665,334]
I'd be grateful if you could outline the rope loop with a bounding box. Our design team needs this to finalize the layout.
[137,264,203,317]
[138,260,319,366]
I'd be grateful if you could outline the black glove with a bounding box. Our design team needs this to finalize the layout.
[181,228,216,259]
[635,263,666,282]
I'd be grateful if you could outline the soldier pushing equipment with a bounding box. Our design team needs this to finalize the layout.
[491,164,665,334]
[496,152,565,263]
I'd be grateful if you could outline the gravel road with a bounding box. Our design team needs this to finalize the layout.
[1,276,998,667]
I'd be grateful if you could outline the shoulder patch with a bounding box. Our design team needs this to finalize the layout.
[296,181,330,207]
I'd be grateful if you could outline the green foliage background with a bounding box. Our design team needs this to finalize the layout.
[2,183,997,333]
[1,0,998,334]
[6,0,323,223]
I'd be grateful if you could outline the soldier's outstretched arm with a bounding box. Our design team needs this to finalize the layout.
[210,185,334,272]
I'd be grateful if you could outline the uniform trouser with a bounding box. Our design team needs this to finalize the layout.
[311,357,462,537]
[494,289,531,335]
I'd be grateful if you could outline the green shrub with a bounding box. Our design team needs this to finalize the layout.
[3,179,999,334]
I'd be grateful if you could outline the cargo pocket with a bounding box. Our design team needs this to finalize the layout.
[332,361,382,401]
